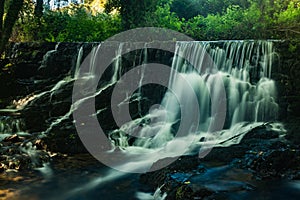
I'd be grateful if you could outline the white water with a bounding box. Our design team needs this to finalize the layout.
[106,41,278,150]
[136,185,167,200]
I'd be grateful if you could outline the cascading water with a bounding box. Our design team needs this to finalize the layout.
[170,41,278,128]
[106,41,279,151]
[0,40,285,200]
[0,116,26,141]
[62,40,282,198]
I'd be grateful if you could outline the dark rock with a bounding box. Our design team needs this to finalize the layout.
[15,62,39,79]
[0,141,50,171]
[284,117,300,145]
[44,132,86,154]
[140,156,202,188]
[37,43,82,78]
[201,145,248,163]
[0,62,17,99]
[163,182,214,200]
[34,139,47,150]
[242,124,280,140]
[3,134,23,143]
[244,149,300,179]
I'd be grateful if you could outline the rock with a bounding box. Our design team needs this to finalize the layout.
[37,43,82,78]
[15,62,40,79]
[3,134,23,143]
[285,117,300,145]
[244,149,300,179]
[242,124,280,140]
[34,139,47,150]
[0,141,50,171]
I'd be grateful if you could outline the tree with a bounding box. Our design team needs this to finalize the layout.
[105,0,159,29]
[0,0,24,55]
[34,0,43,18]
[170,0,250,19]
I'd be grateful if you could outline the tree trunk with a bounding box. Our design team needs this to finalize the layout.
[35,0,44,18]
[0,0,24,55]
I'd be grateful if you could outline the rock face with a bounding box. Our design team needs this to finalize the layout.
[1,42,97,153]
[273,41,300,119]
[2,42,172,153]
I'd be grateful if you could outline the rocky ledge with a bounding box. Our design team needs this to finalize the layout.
[139,122,300,199]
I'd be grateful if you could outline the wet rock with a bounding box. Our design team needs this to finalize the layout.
[15,62,39,79]
[274,41,300,120]
[241,149,300,179]
[201,145,248,163]
[8,43,56,62]
[140,156,202,187]
[158,183,214,200]
[0,163,5,172]
[3,134,23,143]
[284,117,300,145]
[139,123,299,199]
[22,80,73,132]
[242,123,280,140]
[0,141,50,171]
[34,139,47,150]
[0,62,18,99]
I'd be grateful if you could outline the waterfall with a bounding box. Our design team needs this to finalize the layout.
[74,45,84,79]
[169,41,278,127]
[9,40,279,174]
[69,40,280,173]
[0,40,290,200]
[108,41,278,151]
[3,40,281,198]
[0,116,26,141]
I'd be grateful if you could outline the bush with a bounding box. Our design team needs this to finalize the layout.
[10,0,300,42]
[145,2,183,31]
[13,4,121,42]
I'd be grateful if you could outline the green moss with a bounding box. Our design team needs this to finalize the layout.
[3,63,13,69]
[288,43,297,53]
[175,185,185,199]
[31,50,39,58]
[175,185,192,200]
[69,133,76,140]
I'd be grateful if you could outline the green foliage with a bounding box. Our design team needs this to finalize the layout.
[182,4,259,40]
[144,2,183,31]
[14,4,121,42]
[105,0,159,29]
[275,1,300,30]
[203,6,242,40]
[180,0,300,40]
[52,6,121,42]
[9,0,300,43]
[289,43,297,52]
[170,0,250,19]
